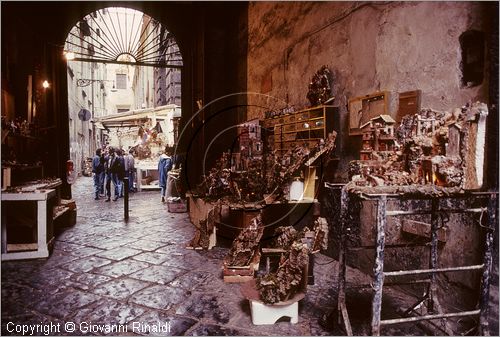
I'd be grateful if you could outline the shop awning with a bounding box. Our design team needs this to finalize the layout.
[95,104,181,128]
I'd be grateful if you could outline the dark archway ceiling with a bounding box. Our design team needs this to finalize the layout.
[1,1,197,58]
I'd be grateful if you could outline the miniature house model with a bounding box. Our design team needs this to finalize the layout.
[359,114,396,160]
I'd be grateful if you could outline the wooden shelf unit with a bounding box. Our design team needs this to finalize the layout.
[262,105,338,153]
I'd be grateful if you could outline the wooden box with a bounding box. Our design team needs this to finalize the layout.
[397,90,421,122]
[348,91,389,135]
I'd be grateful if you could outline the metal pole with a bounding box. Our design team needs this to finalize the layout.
[338,187,353,335]
[428,198,439,313]
[124,177,129,220]
[384,264,484,277]
[380,309,481,326]
[478,193,496,335]
[428,198,453,335]
[386,207,487,216]
[371,195,387,336]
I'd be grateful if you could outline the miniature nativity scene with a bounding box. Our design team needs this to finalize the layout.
[180,65,496,335]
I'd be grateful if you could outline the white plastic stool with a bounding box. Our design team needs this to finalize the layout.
[249,299,299,325]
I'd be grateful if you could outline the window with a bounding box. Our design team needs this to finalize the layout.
[116,74,127,89]
[460,30,485,87]
[79,20,91,37]
[117,108,129,113]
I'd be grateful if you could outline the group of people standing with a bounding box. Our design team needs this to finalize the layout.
[92,146,136,201]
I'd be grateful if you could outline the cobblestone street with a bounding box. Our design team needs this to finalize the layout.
[1,176,341,336]
[1,176,498,336]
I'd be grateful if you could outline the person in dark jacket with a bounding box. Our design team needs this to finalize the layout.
[91,148,104,200]
[158,146,173,202]
[104,147,114,202]
[124,148,136,192]
[99,147,106,196]
[110,148,126,201]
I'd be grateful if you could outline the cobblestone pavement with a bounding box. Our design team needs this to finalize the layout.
[1,176,498,336]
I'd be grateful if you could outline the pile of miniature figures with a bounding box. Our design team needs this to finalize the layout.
[224,215,264,267]
[255,218,328,304]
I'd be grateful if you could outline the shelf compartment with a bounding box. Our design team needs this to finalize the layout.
[296,112,310,122]
[283,115,296,124]
[283,124,296,132]
[309,110,324,119]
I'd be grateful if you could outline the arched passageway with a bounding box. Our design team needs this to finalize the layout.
[2,2,249,197]
[63,7,183,178]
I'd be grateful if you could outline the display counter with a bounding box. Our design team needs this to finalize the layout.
[1,189,56,260]
[136,162,160,192]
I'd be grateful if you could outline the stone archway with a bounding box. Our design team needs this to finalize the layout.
[63,6,183,176]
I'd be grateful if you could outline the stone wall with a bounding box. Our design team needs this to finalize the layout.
[247,1,494,180]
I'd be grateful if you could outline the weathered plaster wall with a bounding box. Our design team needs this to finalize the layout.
[247,1,492,179]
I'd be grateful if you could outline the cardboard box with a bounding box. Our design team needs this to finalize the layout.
[167,199,187,213]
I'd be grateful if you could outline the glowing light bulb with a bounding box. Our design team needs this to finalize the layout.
[64,51,75,60]
[42,80,50,89]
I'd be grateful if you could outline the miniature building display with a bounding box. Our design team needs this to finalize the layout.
[194,130,337,204]
[186,200,220,250]
[233,119,263,172]
[255,241,309,304]
[416,114,437,136]
[359,114,396,160]
[352,102,488,190]
[331,99,493,334]
[447,123,462,158]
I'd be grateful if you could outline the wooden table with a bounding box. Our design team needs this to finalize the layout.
[136,164,160,192]
[1,189,56,260]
